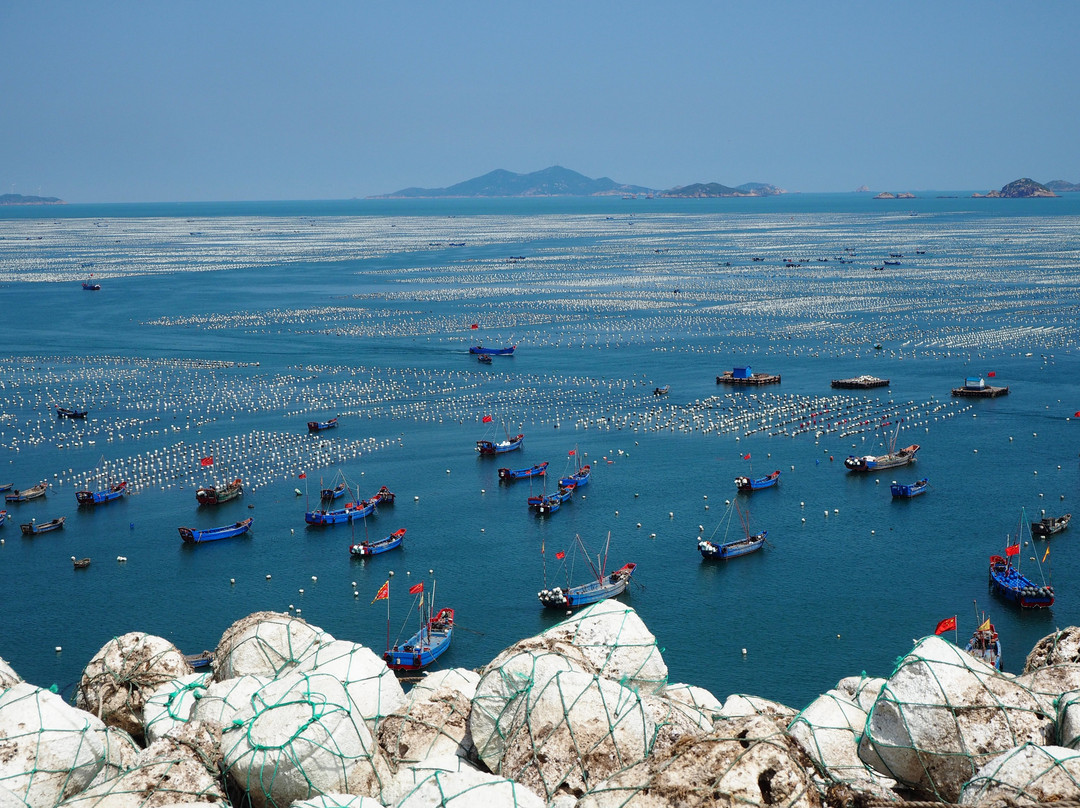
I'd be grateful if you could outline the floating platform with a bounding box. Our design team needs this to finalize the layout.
[717,371,781,386]
[952,384,1009,398]
[831,375,890,389]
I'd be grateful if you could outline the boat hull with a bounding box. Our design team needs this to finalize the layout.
[6,483,48,503]
[699,531,767,560]
[988,555,1054,608]
[499,462,548,480]
[308,418,338,431]
[890,479,928,498]
[21,517,65,535]
[476,434,524,454]
[539,563,636,609]
[384,608,454,670]
[76,482,128,505]
[179,517,253,543]
[735,471,780,492]
[350,528,405,556]
[845,445,919,472]
[469,345,515,355]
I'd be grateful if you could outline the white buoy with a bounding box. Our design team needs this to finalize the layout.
[230,578,235,585]
[741,648,747,655]
[266,574,271,580]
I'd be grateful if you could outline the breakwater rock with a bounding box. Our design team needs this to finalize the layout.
[5,608,1080,806]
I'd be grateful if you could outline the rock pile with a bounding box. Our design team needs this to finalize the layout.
[5,608,1080,807]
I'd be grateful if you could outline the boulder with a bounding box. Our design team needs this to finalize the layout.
[833,675,887,714]
[662,683,722,715]
[393,767,545,808]
[860,635,1054,801]
[1056,690,1080,748]
[1024,626,1080,672]
[1014,663,1080,715]
[221,670,390,808]
[212,611,329,681]
[190,674,269,729]
[0,785,29,808]
[142,672,211,743]
[86,727,142,789]
[380,754,478,805]
[577,714,822,808]
[403,668,480,705]
[959,743,1080,807]
[293,640,404,730]
[640,693,716,759]
[377,685,474,766]
[0,657,21,690]
[290,795,385,808]
[718,693,797,724]
[0,683,105,807]
[788,690,897,800]
[76,633,192,742]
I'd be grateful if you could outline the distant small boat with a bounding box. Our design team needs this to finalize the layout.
[21,516,65,535]
[350,527,406,556]
[320,482,347,502]
[1031,513,1070,537]
[653,385,670,396]
[307,417,339,432]
[499,461,548,480]
[845,424,919,472]
[964,616,1001,670]
[384,575,453,671]
[306,499,374,525]
[72,556,91,569]
[539,533,635,609]
[476,353,493,364]
[178,517,253,543]
[476,433,524,454]
[184,650,213,669]
[537,484,575,515]
[734,470,780,492]
[6,482,48,503]
[469,344,516,355]
[56,406,88,419]
[699,500,767,560]
[82,279,101,291]
[0,483,11,492]
[559,464,591,489]
[195,478,243,505]
[890,478,928,498]
[76,480,128,505]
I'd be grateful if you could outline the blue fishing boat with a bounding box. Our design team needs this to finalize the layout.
[305,499,375,525]
[539,533,636,609]
[0,483,11,492]
[989,554,1053,608]
[82,276,101,290]
[320,481,347,502]
[384,576,454,671]
[0,510,5,527]
[476,353,493,364]
[964,616,1002,670]
[56,406,88,419]
[734,470,780,492]
[499,461,548,480]
[698,500,768,560]
[21,516,65,535]
[890,478,928,498]
[178,517,253,544]
[76,480,128,505]
[537,484,575,515]
[307,417,338,432]
[6,482,48,503]
[350,527,405,556]
[476,432,524,454]
[559,452,591,488]
[653,385,670,396]
[469,344,516,355]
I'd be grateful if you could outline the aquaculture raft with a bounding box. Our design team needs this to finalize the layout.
[951,377,1008,397]
[716,366,781,386]
[831,375,889,389]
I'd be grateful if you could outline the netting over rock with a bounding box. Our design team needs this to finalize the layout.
[293,640,404,730]
[662,683,722,715]
[1024,626,1080,672]
[143,672,212,744]
[0,682,105,807]
[718,693,797,724]
[289,794,385,808]
[86,726,141,790]
[0,784,29,808]
[577,713,821,808]
[404,669,480,705]
[190,674,269,730]
[213,611,330,682]
[1014,663,1080,716]
[833,675,887,714]
[0,657,21,690]
[788,689,897,801]
[485,669,656,802]
[222,669,390,808]
[1057,690,1080,749]
[381,754,478,805]
[75,632,193,742]
[393,767,545,808]
[640,693,717,761]
[861,635,1054,801]
[377,684,474,766]
[958,743,1080,807]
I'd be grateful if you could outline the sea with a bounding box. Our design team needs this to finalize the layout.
[1,193,1079,711]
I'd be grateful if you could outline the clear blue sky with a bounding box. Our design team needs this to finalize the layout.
[3,2,1077,202]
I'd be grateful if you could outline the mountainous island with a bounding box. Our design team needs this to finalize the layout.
[972,178,1057,198]
[0,193,65,205]
[373,166,781,198]
[1046,179,1080,192]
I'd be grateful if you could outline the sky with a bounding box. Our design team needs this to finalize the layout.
[2,2,1078,202]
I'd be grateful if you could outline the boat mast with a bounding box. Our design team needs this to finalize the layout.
[600,531,611,580]
[575,534,602,583]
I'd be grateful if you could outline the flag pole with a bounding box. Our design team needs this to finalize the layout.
[386,572,393,655]
[953,615,957,644]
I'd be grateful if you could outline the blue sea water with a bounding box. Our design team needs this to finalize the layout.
[1,193,1079,710]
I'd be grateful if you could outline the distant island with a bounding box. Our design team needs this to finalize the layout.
[873,191,917,200]
[0,193,65,205]
[972,178,1057,198]
[372,166,782,199]
[1046,179,1080,193]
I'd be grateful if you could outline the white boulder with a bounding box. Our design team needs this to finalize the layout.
[290,795,385,808]
[190,674,268,729]
[959,743,1080,807]
[393,767,545,808]
[718,693,797,724]
[212,611,329,681]
[0,657,21,690]
[142,672,211,743]
[293,640,404,730]
[377,684,474,766]
[1014,663,1080,715]
[403,668,480,705]
[1024,627,1080,672]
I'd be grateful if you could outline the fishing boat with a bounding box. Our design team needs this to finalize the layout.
[499,461,548,480]
[178,517,253,543]
[845,423,919,472]
[698,500,768,560]
[82,277,101,290]
[653,385,670,396]
[56,406,88,419]
[469,345,516,355]
[1031,513,1070,537]
[76,480,128,505]
[0,510,6,526]
[0,483,11,492]
[890,478,928,498]
[537,484,575,515]
[735,470,780,492]
[476,432,524,454]
[476,353,493,364]
[559,449,591,488]
[989,554,1054,608]
[6,482,48,503]
[195,478,243,505]
[184,651,214,669]
[350,527,405,556]
[964,615,1002,670]
[370,485,396,506]
[307,417,338,432]
[538,533,636,609]
[72,557,91,569]
[320,481,348,502]
[21,517,65,535]
[384,577,454,670]
[305,499,375,525]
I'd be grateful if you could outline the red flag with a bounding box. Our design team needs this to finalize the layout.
[934,616,956,635]
[409,582,424,594]
[482,415,493,423]
[1005,543,1020,557]
[556,551,565,560]
[470,323,479,329]
[568,450,576,456]
[298,473,307,479]
[371,581,389,603]
[200,456,214,466]
[743,453,751,460]
[987,371,996,377]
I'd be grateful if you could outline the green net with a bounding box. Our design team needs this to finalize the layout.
[862,635,1054,802]
[191,674,270,730]
[292,639,405,731]
[833,675,887,714]
[718,693,798,724]
[213,611,329,682]
[377,683,475,766]
[391,766,546,808]
[290,794,386,808]
[58,752,227,807]
[1058,690,1080,749]
[1024,627,1080,673]
[142,671,212,743]
[220,669,390,808]
[85,725,141,790]
[74,632,193,743]
[1015,664,1080,718]
[0,682,105,807]
[576,713,821,808]
[958,743,1080,806]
